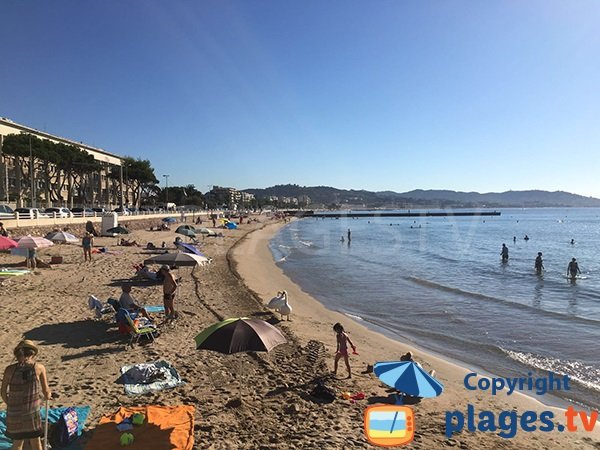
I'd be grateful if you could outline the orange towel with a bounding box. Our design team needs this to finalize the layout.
[85,405,194,450]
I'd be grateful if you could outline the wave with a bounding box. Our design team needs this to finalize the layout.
[406,276,600,326]
[503,349,600,393]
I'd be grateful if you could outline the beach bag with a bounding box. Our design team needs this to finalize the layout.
[310,380,336,403]
[49,407,79,448]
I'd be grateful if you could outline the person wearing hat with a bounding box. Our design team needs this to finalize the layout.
[160,265,178,319]
[1,340,51,450]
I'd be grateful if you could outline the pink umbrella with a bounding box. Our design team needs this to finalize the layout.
[17,235,54,249]
[0,236,18,250]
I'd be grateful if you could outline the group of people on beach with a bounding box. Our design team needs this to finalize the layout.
[501,243,582,279]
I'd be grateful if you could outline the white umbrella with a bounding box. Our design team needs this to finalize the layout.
[143,252,210,267]
[46,231,79,244]
[17,235,54,249]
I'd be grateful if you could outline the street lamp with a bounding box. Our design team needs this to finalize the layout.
[163,174,170,208]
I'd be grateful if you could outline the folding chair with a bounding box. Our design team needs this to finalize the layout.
[124,310,158,347]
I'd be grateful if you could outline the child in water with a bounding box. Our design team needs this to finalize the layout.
[333,323,356,379]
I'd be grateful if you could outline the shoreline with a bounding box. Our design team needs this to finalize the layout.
[1,216,598,449]
[231,220,600,447]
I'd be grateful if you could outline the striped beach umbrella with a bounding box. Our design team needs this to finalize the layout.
[17,236,54,249]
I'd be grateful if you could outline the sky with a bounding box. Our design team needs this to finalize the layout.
[1,1,600,197]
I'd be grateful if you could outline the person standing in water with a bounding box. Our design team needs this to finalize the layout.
[347,229,351,242]
[567,258,581,279]
[534,252,544,274]
[501,243,509,262]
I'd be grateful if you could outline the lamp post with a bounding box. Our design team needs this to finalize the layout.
[163,174,170,209]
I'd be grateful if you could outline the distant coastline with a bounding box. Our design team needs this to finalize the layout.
[244,184,600,209]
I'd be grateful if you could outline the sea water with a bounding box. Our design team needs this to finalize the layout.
[269,208,600,409]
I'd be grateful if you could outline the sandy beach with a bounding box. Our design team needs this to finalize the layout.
[0,216,599,449]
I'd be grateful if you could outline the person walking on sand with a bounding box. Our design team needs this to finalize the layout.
[333,323,356,379]
[534,252,544,274]
[567,258,581,279]
[501,243,509,263]
[1,340,51,450]
[82,232,94,262]
[160,265,178,319]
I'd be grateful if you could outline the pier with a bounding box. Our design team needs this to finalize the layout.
[284,210,501,218]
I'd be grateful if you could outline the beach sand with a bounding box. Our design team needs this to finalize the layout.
[0,217,598,449]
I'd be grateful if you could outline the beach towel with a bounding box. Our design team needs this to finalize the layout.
[85,405,194,450]
[120,360,184,395]
[0,406,90,450]
[144,305,165,314]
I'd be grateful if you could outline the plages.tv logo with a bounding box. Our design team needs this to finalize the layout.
[364,405,415,447]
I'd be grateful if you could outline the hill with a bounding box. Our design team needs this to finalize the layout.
[243,185,600,208]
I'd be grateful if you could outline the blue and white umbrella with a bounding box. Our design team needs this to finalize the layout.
[373,361,443,398]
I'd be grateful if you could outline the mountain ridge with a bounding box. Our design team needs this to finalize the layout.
[243,185,600,208]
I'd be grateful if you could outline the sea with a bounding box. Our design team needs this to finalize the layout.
[269,207,600,410]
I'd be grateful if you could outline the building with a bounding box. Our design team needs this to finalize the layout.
[0,117,124,208]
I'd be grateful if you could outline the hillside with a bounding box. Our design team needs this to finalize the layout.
[243,185,600,208]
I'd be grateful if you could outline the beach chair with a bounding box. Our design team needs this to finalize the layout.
[88,295,116,319]
[124,311,158,347]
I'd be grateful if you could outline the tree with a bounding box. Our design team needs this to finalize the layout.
[110,157,158,207]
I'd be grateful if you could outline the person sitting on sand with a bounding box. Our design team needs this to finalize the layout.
[1,340,51,450]
[0,222,8,237]
[333,323,356,379]
[119,284,151,320]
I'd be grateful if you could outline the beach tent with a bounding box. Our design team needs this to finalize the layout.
[195,317,286,354]
[225,222,237,230]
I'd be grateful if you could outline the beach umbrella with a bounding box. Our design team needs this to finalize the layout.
[225,222,237,230]
[46,231,79,244]
[195,317,287,354]
[0,236,18,250]
[175,227,196,238]
[373,361,443,398]
[106,226,129,235]
[144,251,209,267]
[175,241,206,257]
[162,217,177,223]
[176,224,196,231]
[197,228,212,235]
[17,236,54,249]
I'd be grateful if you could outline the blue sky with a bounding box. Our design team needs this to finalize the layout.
[2,1,599,196]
